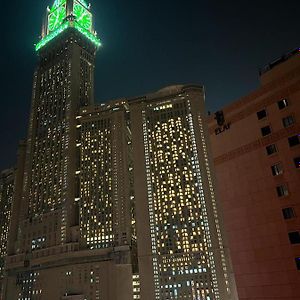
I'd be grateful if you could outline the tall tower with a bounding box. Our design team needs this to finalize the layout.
[129,85,237,300]
[2,1,127,299]
[24,0,100,234]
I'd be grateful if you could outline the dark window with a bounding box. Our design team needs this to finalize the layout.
[282,116,295,128]
[288,232,300,244]
[271,163,283,176]
[257,109,267,120]
[266,144,277,155]
[288,135,300,147]
[278,99,289,110]
[261,125,271,136]
[282,207,296,219]
[296,257,300,270]
[294,157,300,168]
[276,185,289,197]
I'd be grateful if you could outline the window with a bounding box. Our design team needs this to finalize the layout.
[294,157,300,168]
[282,116,295,128]
[282,207,296,219]
[266,144,277,155]
[278,99,289,110]
[296,257,300,270]
[257,109,267,120]
[288,232,300,244]
[261,125,271,136]
[276,185,289,197]
[271,163,283,176]
[288,135,300,147]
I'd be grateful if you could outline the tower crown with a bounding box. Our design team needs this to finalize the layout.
[36,0,101,51]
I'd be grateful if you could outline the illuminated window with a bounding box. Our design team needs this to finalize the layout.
[278,99,289,110]
[31,237,46,250]
[271,163,283,176]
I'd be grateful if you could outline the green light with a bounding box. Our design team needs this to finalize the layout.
[74,3,92,30]
[51,0,66,12]
[36,21,101,51]
[74,22,101,47]
[51,0,88,11]
[36,22,69,51]
[48,6,66,32]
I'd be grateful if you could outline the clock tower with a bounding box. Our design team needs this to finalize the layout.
[38,0,100,52]
[1,1,135,299]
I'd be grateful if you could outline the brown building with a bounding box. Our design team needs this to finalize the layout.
[208,48,300,300]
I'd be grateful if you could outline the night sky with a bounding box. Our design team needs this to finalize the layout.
[0,0,299,170]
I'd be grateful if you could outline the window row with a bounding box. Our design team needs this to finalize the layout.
[268,161,300,179]
[260,116,295,137]
[270,158,300,175]
[256,98,289,121]
[266,140,300,154]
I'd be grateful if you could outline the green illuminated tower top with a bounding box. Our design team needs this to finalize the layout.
[36,0,101,51]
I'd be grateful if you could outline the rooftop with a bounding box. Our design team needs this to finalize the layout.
[259,47,299,75]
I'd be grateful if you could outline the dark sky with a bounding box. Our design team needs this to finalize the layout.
[0,0,299,170]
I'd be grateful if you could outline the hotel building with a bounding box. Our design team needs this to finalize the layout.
[129,85,237,300]
[208,48,300,300]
